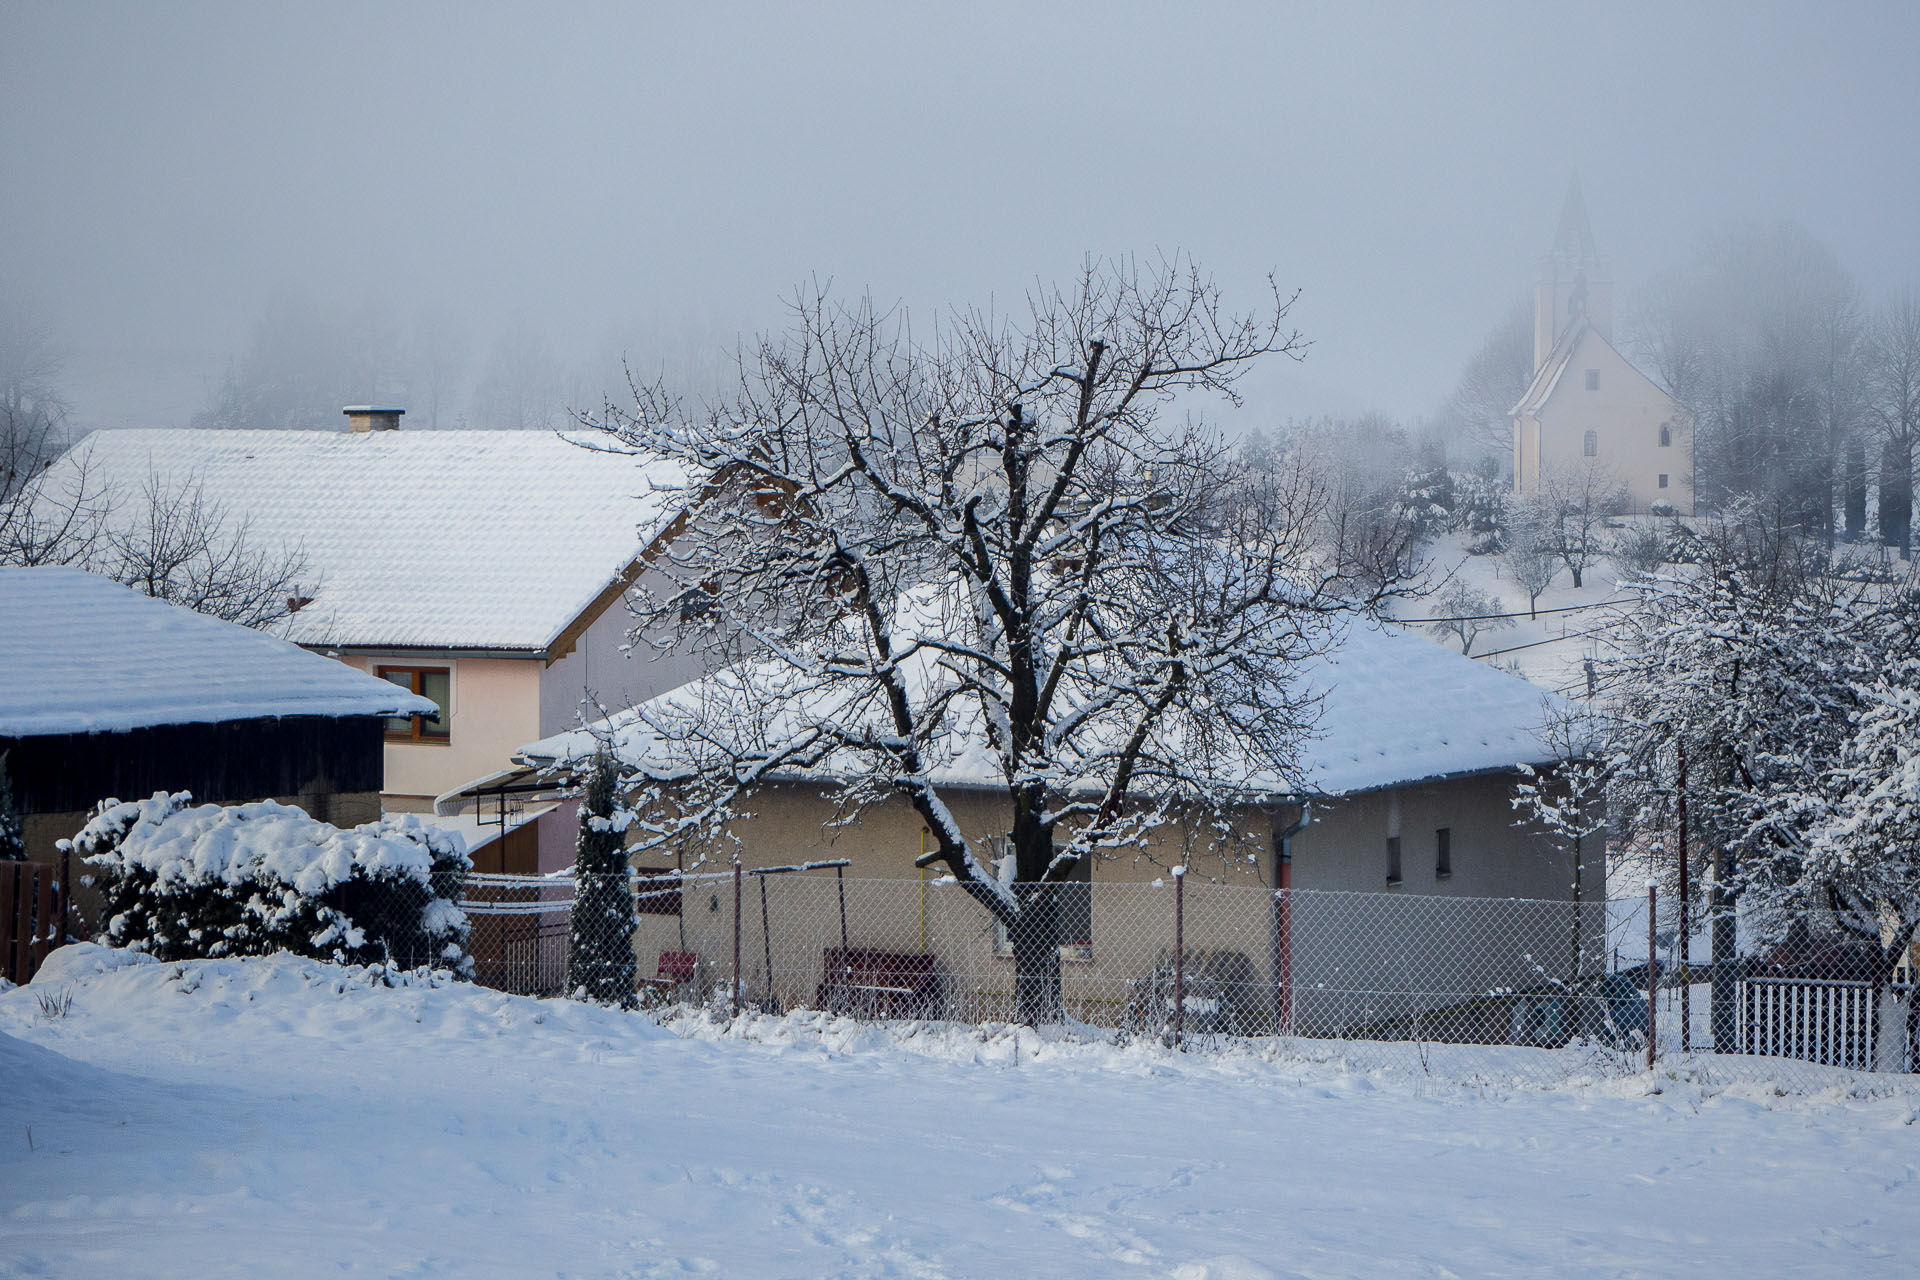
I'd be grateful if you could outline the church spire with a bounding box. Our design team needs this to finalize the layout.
[1552,176,1598,261]
[1532,176,1613,370]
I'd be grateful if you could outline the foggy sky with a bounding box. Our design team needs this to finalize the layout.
[6,1,1919,434]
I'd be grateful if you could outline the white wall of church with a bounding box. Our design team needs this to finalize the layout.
[1518,331,1694,516]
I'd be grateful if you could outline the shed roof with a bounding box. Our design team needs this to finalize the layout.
[517,615,1570,800]
[0,567,434,737]
[36,429,685,652]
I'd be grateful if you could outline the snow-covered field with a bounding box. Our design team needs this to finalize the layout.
[3,947,1914,1279]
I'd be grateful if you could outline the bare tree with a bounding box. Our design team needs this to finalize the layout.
[3,459,308,629]
[1435,297,1534,470]
[1516,461,1626,589]
[1425,580,1510,655]
[0,292,71,498]
[583,258,1415,1023]
[100,471,310,628]
[1501,530,1559,619]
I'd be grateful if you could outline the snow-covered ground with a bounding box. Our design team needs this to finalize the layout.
[3,947,1913,1278]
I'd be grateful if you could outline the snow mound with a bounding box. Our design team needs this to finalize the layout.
[5,946,672,1065]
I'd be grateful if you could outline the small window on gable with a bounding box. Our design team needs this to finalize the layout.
[1435,828,1452,879]
[1658,421,1672,447]
[1386,835,1402,886]
[1585,369,1600,391]
[1658,473,1669,489]
[1583,430,1598,457]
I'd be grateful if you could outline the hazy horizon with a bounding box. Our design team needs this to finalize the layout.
[7,2,1919,437]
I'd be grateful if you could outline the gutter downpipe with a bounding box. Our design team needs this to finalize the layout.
[1270,800,1311,1036]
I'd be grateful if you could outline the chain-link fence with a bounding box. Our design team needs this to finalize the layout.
[454,867,1917,1093]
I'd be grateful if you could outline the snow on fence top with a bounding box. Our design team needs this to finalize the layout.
[37,429,686,651]
[518,617,1569,799]
[0,567,436,736]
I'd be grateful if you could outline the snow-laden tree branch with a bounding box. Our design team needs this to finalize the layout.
[576,257,1419,1022]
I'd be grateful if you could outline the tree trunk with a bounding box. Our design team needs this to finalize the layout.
[1010,880,1064,1024]
[1569,565,1583,589]
[1843,436,1867,541]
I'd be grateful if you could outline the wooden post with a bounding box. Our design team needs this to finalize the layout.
[1173,865,1186,1051]
[1646,881,1658,1073]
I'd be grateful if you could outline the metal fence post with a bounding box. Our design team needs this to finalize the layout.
[1646,880,1658,1073]
[1173,865,1186,1051]
[1678,741,1689,1054]
[732,858,743,1017]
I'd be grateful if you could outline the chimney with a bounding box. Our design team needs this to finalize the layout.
[343,405,405,433]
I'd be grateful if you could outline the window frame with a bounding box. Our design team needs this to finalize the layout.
[1658,473,1669,489]
[1584,369,1600,391]
[1658,421,1672,447]
[1386,835,1403,886]
[1583,429,1598,457]
[1435,827,1452,879]
[378,664,452,744]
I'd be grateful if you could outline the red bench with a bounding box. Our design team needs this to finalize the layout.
[816,946,939,1019]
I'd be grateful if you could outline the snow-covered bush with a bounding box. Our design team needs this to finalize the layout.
[71,793,471,973]
[1609,523,1668,581]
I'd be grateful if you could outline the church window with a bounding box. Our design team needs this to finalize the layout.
[1585,369,1600,390]
[1659,422,1672,447]
[1659,473,1669,489]
[1583,430,1597,457]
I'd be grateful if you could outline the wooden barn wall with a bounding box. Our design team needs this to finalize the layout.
[1,716,387,815]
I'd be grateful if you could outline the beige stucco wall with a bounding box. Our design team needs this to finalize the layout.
[538,566,712,738]
[336,655,543,810]
[1515,329,1694,516]
[626,775,1603,1032]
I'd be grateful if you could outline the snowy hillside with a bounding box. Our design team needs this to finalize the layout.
[1389,530,1638,695]
[3,947,1913,1277]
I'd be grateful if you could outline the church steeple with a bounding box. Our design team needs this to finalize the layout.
[1533,176,1612,371]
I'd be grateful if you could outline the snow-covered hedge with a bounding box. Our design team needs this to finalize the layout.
[70,793,471,973]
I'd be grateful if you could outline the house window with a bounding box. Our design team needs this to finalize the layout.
[379,666,451,742]
[1583,430,1598,457]
[1386,835,1402,885]
[1658,421,1672,447]
[1585,370,1600,391]
[1435,827,1452,879]
[1658,473,1669,489]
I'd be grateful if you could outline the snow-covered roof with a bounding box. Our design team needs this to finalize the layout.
[515,618,1568,799]
[1509,321,1588,420]
[38,429,685,651]
[0,567,436,737]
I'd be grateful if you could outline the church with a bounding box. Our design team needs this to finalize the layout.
[1510,182,1693,515]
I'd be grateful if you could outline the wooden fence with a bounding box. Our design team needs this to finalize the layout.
[1,860,66,986]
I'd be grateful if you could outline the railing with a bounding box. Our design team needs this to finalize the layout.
[1738,977,1914,1071]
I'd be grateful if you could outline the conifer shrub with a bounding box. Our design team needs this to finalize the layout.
[565,749,639,1007]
